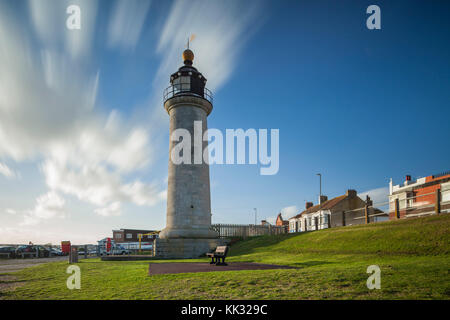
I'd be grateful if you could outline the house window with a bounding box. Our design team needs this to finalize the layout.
[126,233,132,239]
[115,233,121,239]
[406,198,413,208]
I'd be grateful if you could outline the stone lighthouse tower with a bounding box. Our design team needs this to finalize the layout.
[154,48,221,258]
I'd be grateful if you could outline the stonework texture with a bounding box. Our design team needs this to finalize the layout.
[154,238,227,259]
[155,95,219,258]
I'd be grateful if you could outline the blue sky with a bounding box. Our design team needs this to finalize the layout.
[0,0,449,244]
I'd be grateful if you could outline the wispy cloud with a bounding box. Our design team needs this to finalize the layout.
[28,0,98,59]
[107,0,151,50]
[156,0,264,92]
[21,191,66,226]
[5,209,17,215]
[266,205,299,224]
[358,187,389,205]
[0,2,164,218]
[0,1,265,243]
[0,162,17,179]
[95,202,121,217]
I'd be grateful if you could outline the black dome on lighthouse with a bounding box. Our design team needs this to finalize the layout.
[163,49,212,104]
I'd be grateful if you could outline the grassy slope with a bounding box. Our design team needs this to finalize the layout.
[2,214,450,300]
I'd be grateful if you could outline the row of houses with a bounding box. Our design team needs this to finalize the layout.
[275,171,450,233]
[104,172,450,240]
[388,171,450,219]
[275,189,387,233]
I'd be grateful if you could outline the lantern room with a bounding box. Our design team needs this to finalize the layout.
[163,49,213,103]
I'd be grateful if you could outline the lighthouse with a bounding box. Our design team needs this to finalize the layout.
[154,48,222,258]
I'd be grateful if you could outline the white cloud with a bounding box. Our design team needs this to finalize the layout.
[266,205,299,224]
[358,187,389,205]
[42,160,163,208]
[156,0,263,92]
[21,191,66,226]
[281,205,300,219]
[0,4,164,216]
[107,0,151,50]
[95,202,121,217]
[0,162,16,179]
[5,209,17,215]
[0,1,264,242]
[28,0,98,59]
[0,225,99,245]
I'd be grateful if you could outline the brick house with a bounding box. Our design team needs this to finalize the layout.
[275,213,289,232]
[288,190,386,232]
[389,172,450,219]
[112,229,158,243]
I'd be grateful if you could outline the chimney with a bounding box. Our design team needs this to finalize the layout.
[346,189,357,198]
[319,195,328,204]
[404,175,412,186]
[305,202,314,209]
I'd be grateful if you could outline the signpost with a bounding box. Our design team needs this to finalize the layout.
[69,245,78,264]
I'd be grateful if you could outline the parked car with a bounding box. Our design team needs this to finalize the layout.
[16,245,50,258]
[15,245,36,257]
[113,245,131,255]
[50,248,63,256]
[0,246,16,258]
[99,245,131,256]
[35,245,50,257]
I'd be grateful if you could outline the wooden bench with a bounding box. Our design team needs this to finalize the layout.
[206,246,229,266]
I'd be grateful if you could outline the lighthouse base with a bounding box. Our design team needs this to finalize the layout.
[153,238,228,259]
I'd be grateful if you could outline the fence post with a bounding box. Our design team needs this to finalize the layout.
[365,205,369,224]
[395,198,400,219]
[435,189,441,214]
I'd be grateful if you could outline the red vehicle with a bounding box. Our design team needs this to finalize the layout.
[61,241,71,256]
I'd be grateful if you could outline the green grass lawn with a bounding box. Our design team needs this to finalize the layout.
[2,214,449,300]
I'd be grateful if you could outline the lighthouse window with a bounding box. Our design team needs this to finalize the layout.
[180,76,190,90]
[173,77,181,92]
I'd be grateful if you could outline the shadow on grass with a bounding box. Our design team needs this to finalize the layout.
[228,232,311,256]
[289,260,334,268]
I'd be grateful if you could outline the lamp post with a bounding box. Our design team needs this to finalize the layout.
[316,173,322,206]
[253,208,257,225]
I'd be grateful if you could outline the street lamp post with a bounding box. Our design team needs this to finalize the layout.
[253,208,257,225]
[316,173,322,206]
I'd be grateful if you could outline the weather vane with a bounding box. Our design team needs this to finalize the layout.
[187,34,196,49]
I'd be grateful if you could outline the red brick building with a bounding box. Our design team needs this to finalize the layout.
[389,171,450,219]
[112,229,158,243]
[275,213,289,232]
